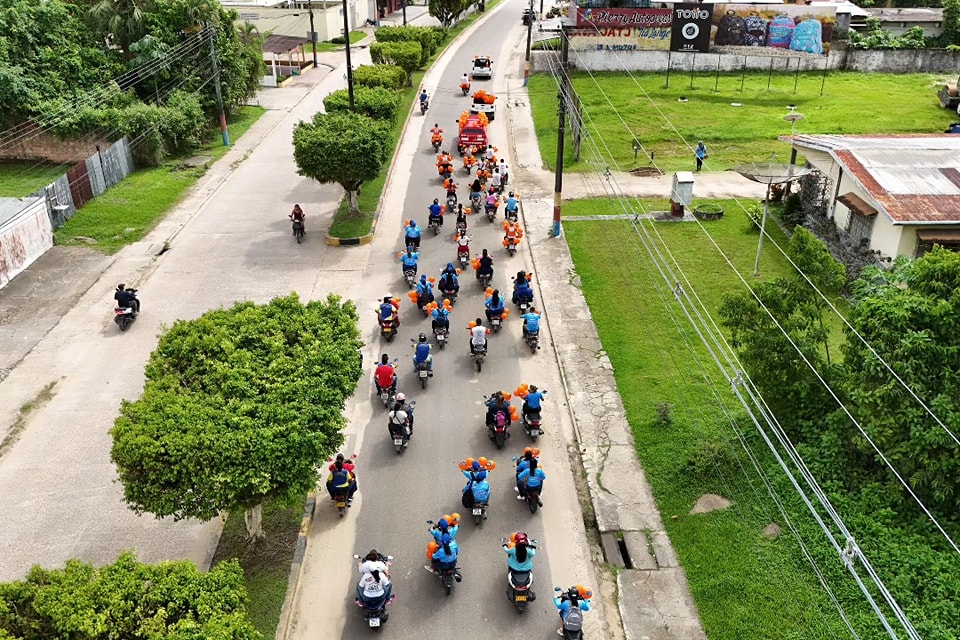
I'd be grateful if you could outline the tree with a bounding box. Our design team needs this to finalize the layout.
[941,0,960,47]
[374,25,435,66]
[111,294,362,540]
[0,552,260,639]
[369,41,422,85]
[292,112,389,216]
[323,86,402,122]
[429,0,469,28]
[87,0,151,60]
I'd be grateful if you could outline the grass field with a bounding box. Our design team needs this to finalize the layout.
[211,500,303,638]
[528,71,955,173]
[301,30,366,55]
[53,106,265,253]
[328,1,501,238]
[563,197,881,639]
[0,163,69,198]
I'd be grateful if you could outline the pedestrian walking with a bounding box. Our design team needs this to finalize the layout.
[695,141,707,172]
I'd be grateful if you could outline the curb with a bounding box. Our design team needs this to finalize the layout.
[275,491,316,640]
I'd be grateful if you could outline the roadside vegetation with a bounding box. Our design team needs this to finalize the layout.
[528,71,954,173]
[563,198,960,639]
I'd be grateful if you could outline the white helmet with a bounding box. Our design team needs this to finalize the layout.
[396,393,406,402]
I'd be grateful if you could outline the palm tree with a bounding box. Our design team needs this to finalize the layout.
[87,0,151,59]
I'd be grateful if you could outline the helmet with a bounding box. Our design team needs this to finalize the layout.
[396,392,406,402]
[446,262,454,271]
[419,333,427,342]
[434,198,439,204]
[438,517,449,530]
[514,531,528,546]
[508,191,515,197]
[408,219,416,226]
[471,460,481,471]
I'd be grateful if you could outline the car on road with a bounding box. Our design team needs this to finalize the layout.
[472,55,493,80]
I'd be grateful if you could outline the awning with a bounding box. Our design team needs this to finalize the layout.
[837,192,878,217]
[916,229,960,243]
[262,35,308,54]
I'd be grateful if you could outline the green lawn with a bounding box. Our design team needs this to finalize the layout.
[328,0,501,238]
[0,163,69,198]
[211,500,303,638]
[564,198,876,639]
[54,106,265,253]
[529,71,955,173]
[302,30,366,55]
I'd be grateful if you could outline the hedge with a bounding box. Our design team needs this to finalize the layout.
[374,25,436,67]
[323,86,402,122]
[353,64,407,90]
[370,41,423,85]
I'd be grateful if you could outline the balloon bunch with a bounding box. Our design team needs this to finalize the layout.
[426,299,454,314]
[458,111,490,127]
[514,383,535,398]
[472,90,497,105]
[458,456,497,472]
[520,446,541,459]
[425,512,462,559]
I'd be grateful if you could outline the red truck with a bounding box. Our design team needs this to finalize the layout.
[457,112,488,156]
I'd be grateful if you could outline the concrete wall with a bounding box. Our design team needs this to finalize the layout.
[0,124,113,164]
[533,45,960,74]
[0,197,52,289]
[869,208,903,257]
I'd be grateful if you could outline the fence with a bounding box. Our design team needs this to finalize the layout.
[30,136,135,229]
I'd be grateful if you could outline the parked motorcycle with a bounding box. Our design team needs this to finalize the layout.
[114,288,139,331]
[353,553,395,628]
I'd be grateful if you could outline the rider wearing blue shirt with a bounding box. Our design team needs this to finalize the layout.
[419,90,429,108]
[413,333,433,375]
[513,280,533,305]
[503,532,536,572]
[517,457,545,498]
[505,192,519,213]
[428,199,444,227]
[430,517,460,543]
[400,248,419,274]
[462,464,491,504]
[432,305,451,333]
[416,275,434,308]
[439,263,460,294]
[521,308,540,338]
[485,289,505,321]
[523,385,545,414]
[405,220,422,250]
[431,534,459,571]
[554,587,591,635]
[378,296,399,328]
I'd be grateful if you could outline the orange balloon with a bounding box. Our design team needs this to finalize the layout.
[502,239,509,247]
[442,514,452,525]
[455,268,462,275]
[451,512,461,524]
[468,321,477,329]
[407,291,419,303]
[502,393,512,401]
[427,541,438,559]
[485,287,493,296]
[486,460,497,471]
[428,277,435,283]
[478,456,488,467]
[502,308,510,318]
[471,259,480,270]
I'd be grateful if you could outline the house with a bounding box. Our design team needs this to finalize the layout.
[219,0,377,41]
[865,7,943,38]
[781,134,960,259]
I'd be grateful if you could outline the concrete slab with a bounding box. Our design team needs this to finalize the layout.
[623,530,657,570]
[618,568,708,640]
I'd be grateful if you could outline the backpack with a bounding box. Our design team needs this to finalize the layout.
[715,11,746,46]
[461,485,475,508]
[743,12,768,46]
[789,18,823,54]
[495,410,508,427]
[441,273,456,290]
[563,607,584,632]
[767,14,795,48]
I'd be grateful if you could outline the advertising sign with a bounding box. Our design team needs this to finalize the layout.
[572,8,673,51]
[669,4,713,53]
[710,4,836,56]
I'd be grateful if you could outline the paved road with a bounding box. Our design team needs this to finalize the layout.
[286,3,602,638]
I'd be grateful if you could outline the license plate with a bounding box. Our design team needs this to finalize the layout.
[393,438,403,445]
[368,617,381,628]
[336,501,346,508]
[438,334,445,341]
[472,507,483,515]
[515,595,527,602]
[419,370,428,377]
[493,319,500,325]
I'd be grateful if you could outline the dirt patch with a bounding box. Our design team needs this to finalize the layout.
[762,522,782,539]
[211,501,302,573]
[628,167,664,177]
[0,380,59,459]
[690,493,733,515]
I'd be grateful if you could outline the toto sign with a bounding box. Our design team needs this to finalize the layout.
[669,3,713,53]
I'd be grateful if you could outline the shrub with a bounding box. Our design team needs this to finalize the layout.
[374,25,435,66]
[370,41,422,85]
[427,26,449,48]
[353,64,406,90]
[324,86,402,122]
[781,192,803,228]
[330,35,346,44]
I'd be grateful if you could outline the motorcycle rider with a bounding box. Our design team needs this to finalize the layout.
[470,177,483,201]
[521,307,541,341]
[328,452,357,476]
[513,274,534,306]
[503,532,536,598]
[503,221,521,249]
[517,456,545,500]
[356,549,393,606]
[430,123,443,146]
[377,295,400,329]
[400,246,420,276]
[485,288,505,322]
[463,152,477,173]
[404,220,422,250]
[460,72,470,90]
[412,333,433,376]
[114,284,140,314]
[388,397,412,438]
[429,533,460,576]
[522,384,546,421]
[374,354,397,394]
[555,586,592,636]
[476,249,494,282]
[325,456,358,505]
[462,460,491,505]
[485,190,499,216]
[416,275,435,309]
[516,447,539,475]
[428,198,444,229]
[491,168,502,194]
[485,391,511,428]
[419,89,429,111]
[504,191,519,218]
[430,516,460,543]
[431,303,451,335]
[498,158,509,185]
[456,233,471,261]
[443,177,459,200]
[289,204,306,234]
[469,318,489,355]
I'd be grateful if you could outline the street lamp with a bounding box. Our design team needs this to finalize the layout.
[342,0,355,109]
[308,0,318,68]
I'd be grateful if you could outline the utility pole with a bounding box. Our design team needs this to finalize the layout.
[403,0,407,24]
[524,0,533,86]
[552,31,568,238]
[342,0,355,109]
[308,0,318,68]
[208,23,230,146]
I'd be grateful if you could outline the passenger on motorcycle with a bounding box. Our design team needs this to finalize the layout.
[462,461,491,504]
[356,550,393,606]
[430,516,460,542]
[485,289,505,321]
[388,398,412,437]
[404,220,422,250]
[289,204,306,234]
[477,249,494,281]
[469,318,489,355]
[400,247,419,275]
[396,392,415,432]
[470,178,482,199]
[443,178,458,195]
[428,199,444,228]
[416,276,435,308]
[374,354,397,393]
[455,205,469,231]
[516,448,539,475]
[485,191,499,214]
[456,234,471,259]
[432,304,451,333]
[485,391,511,427]
[491,169,502,193]
[378,296,400,328]
[513,276,534,305]
[516,457,545,499]
[325,457,358,504]
[521,308,541,340]
[430,534,459,573]
[504,221,521,247]
[439,263,460,294]
[412,333,433,376]
[503,531,536,572]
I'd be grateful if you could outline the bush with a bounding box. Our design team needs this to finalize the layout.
[324,86,402,122]
[353,64,407,90]
[370,41,422,84]
[427,26,449,47]
[330,36,346,44]
[781,192,803,228]
[374,25,435,66]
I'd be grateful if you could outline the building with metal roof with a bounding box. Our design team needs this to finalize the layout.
[781,134,960,259]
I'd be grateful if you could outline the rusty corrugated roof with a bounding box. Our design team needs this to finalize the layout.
[783,135,960,225]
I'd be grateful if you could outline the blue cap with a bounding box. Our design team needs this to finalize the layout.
[447,262,454,270]
[471,460,481,471]
[438,518,449,530]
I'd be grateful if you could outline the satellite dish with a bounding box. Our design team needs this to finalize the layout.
[784,112,805,134]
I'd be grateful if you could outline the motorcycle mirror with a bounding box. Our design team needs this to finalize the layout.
[386,555,394,560]
[555,586,563,592]
[353,554,362,559]
[426,520,435,525]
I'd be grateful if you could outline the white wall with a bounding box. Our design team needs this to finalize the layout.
[867,209,902,258]
[0,198,53,289]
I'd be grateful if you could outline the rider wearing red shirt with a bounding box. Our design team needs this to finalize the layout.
[375,353,397,393]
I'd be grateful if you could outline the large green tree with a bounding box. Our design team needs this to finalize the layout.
[428,0,469,28]
[0,552,260,639]
[292,112,389,216]
[111,294,362,540]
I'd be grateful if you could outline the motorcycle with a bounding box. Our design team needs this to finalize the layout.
[524,328,540,353]
[404,269,417,289]
[380,316,397,342]
[522,408,542,440]
[415,360,430,389]
[455,219,468,238]
[477,270,492,290]
[388,419,411,454]
[446,192,458,210]
[460,82,471,96]
[555,587,587,639]
[506,208,519,223]
[519,484,542,513]
[429,217,442,235]
[505,237,519,256]
[420,99,429,115]
[433,324,449,349]
[432,137,442,153]
[516,297,533,314]
[485,202,497,223]
[470,192,482,213]
[472,343,487,373]
[503,539,538,613]
[333,488,349,517]
[457,248,470,269]
[426,521,462,595]
[292,219,304,243]
[439,287,458,306]
[353,553,395,628]
[485,399,510,447]
[489,312,503,333]
[440,165,453,181]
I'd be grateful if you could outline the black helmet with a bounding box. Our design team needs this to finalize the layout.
[419,333,427,342]
[433,198,439,204]
[117,283,126,291]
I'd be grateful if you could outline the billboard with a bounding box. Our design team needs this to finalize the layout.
[710,4,836,55]
[572,7,713,53]
[670,4,713,53]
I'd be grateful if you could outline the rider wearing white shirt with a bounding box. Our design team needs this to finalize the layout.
[470,318,489,354]
[357,550,393,603]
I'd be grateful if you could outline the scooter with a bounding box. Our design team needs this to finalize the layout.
[433,324,449,349]
[404,269,417,289]
[505,236,519,256]
[489,311,503,333]
[555,587,587,639]
[114,288,139,331]
[524,328,540,353]
[353,553,395,628]
[420,99,429,115]
[425,521,462,595]
[429,217,442,235]
[503,539,539,613]
[477,270,492,290]
[472,343,487,373]
[485,401,510,447]
[460,82,471,96]
[485,202,498,223]
[291,219,304,243]
[388,420,410,454]
[446,192,458,210]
